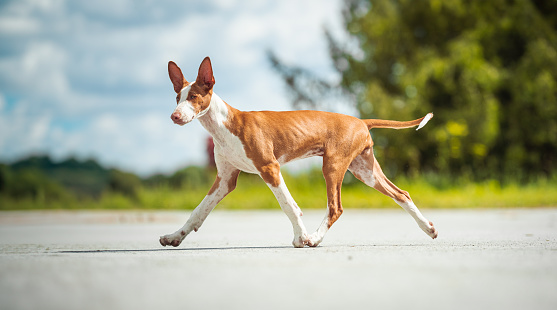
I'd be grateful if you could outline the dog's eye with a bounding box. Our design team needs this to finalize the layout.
[189,94,196,100]
[176,95,180,103]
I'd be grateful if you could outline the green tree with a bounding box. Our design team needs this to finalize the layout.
[168,166,212,189]
[10,156,111,198]
[271,0,557,182]
[107,169,142,198]
[0,164,7,193]
[0,167,72,202]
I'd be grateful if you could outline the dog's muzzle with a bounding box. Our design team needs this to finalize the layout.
[171,112,190,126]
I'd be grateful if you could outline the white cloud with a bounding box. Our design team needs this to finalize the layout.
[0,0,347,175]
[0,15,40,35]
[0,98,53,157]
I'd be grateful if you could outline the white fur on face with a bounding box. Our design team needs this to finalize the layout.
[172,82,196,124]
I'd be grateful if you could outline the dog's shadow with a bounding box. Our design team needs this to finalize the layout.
[58,245,293,254]
[57,243,432,254]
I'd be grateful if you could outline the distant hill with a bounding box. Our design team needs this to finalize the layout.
[1,156,212,202]
[5,156,112,198]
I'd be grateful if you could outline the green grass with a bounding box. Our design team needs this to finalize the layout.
[342,179,557,209]
[1,173,556,210]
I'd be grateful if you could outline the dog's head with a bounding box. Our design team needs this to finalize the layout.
[168,57,215,125]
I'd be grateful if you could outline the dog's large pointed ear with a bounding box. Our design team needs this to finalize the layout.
[196,57,215,88]
[168,61,188,93]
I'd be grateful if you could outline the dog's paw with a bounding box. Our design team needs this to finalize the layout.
[418,221,438,239]
[159,232,185,247]
[426,221,438,239]
[307,233,322,248]
[292,233,310,248]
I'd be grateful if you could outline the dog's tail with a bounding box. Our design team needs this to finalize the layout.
[364,113,433,131]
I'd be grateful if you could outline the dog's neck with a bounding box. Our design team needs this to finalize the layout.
[197,92,236,143]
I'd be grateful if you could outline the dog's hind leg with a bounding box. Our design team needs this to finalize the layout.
[348,151,438,239]
[307,155,351,247]
[159,156,240,247]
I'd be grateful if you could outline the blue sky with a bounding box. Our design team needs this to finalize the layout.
[0,0,350,176]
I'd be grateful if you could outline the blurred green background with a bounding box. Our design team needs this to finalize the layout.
[1,0,556,210]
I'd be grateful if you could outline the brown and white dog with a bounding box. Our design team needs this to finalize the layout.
[159,57,438,248]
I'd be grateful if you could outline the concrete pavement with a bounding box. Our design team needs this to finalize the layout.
[1,208,556,310]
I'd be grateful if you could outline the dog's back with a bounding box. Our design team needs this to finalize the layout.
[227,109,371,165]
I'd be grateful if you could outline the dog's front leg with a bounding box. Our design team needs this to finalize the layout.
[159,160,240,247]
[260,164,309,248]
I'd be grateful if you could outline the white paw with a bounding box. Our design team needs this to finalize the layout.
[307,233,322,247]
[292,233,310,248]
[420,221,438,239]
[159,231,185,247]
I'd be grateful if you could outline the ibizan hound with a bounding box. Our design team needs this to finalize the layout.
[159,57,438,248]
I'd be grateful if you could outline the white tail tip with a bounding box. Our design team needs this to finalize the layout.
[416,113,433,131]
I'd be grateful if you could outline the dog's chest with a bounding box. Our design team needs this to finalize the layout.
[203,119,259,174]
[215,133,259,173]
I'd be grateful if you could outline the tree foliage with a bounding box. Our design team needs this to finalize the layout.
[271,0,557,181]
[107,169,142,198]
[0,164,71,202]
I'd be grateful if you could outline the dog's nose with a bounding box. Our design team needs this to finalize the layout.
[171,112,182,122]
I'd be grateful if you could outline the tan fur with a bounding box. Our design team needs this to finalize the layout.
[162,57,438,248]
[364,115,430,130]
[221,105,376,229]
